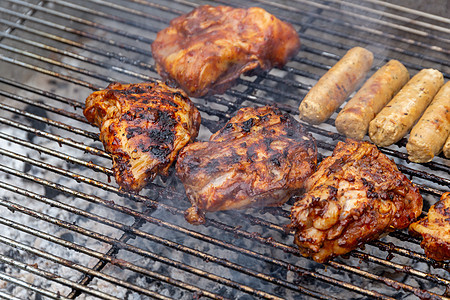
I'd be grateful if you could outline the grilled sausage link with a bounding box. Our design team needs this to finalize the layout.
[335,60,409,140]
[299,47,373,125]
[444,135,450,158]
[406,81,450,163]
[368,69,444,147]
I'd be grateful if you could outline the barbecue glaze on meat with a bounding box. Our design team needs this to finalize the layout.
[84,81,201,192]
[290,140,423,263]
[151,5,300,97]
[409,192,450,261]
[176,106,317,224]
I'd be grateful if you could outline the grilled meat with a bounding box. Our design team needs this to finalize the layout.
[290,139,423,263]
[84,81,201,192]
[176,106,317,224]
[409,192,450,261]
[151,5,300,97]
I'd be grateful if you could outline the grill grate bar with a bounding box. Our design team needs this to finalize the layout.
[0,253,119,300]
[0,270,69,300]
[360,0,450,24]
[6,0,156,45]
[0,116,109,158]
[0,131,110,175]
[66,211,147,299]
[277,0,450,43]
[49,0,180,23]
[325,0,450,35]
[0,87,87,124]
[0,77,84,110]
[351,250,450,286]
[0,289,22,300]
[0,182,226,300]
[0,101,96,140]
[0,182,288,300]
[0,150,407,299]
[0,230,171,300]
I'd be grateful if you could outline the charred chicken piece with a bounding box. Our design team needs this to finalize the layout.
[176,106,317,224]
[84,81,201,193]
[409,192,450,261]
[151,5,300,97]
[290,139,423,263]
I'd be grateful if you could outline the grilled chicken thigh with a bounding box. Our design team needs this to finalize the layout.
[290,140,422,263]
[151,5,300,97]
[176,106,317,224]
[409,192,450,261]
[84,81,201,192]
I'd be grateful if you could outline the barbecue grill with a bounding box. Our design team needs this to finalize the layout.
[0,0,449,299]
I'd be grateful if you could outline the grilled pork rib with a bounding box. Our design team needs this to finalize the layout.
[151,5,300,97]
[84,81,201,192]
[176,106,317,224]
[409,192,450,261]
[290,139,422,263]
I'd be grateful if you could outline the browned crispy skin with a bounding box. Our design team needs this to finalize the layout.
[290,140,423,263]
[176,106,317,224]
[151,5,300,97]
[409,192,450,261]
[84,81,201,192]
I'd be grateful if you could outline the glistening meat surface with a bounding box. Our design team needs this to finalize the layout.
[290,139,423,263]
[151,5,300,97]
[409,192,450,261]
[176,106,317,224]
[84,81,201,193]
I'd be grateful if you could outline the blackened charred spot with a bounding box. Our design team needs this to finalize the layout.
[121,85,150,95]
[257,113,270,122]
[241,118,254,132]
[285,127,295,137]
[121,111,135,122]
[222,122,234,133]
[264,138,273,149]
[279,113,290,123]
[204,159,220,173]
[150,146,171,159]
[149,128,175,144]
[224,150,242,165]
[157,110,177,127]
[328,186,338,198]
[125,126,144,139]
[271,156,281,167]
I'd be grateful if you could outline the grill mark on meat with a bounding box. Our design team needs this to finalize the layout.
[176,105,317,224]
[83,81,200,192]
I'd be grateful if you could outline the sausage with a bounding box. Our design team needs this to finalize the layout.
[335,60,409,140]
[444,135,450,158]
[299,47,374,125]
[368,69,444,147]
[406,81,450,163]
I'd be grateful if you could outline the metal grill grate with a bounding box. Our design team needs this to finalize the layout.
[0,0,449,299]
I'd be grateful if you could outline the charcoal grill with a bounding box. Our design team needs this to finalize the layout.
[0,0,449,299]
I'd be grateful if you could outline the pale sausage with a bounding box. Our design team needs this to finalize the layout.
[406,81,450,163]
[299,47,374,125]
[368,69,444,147]
[335,60,409,140]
